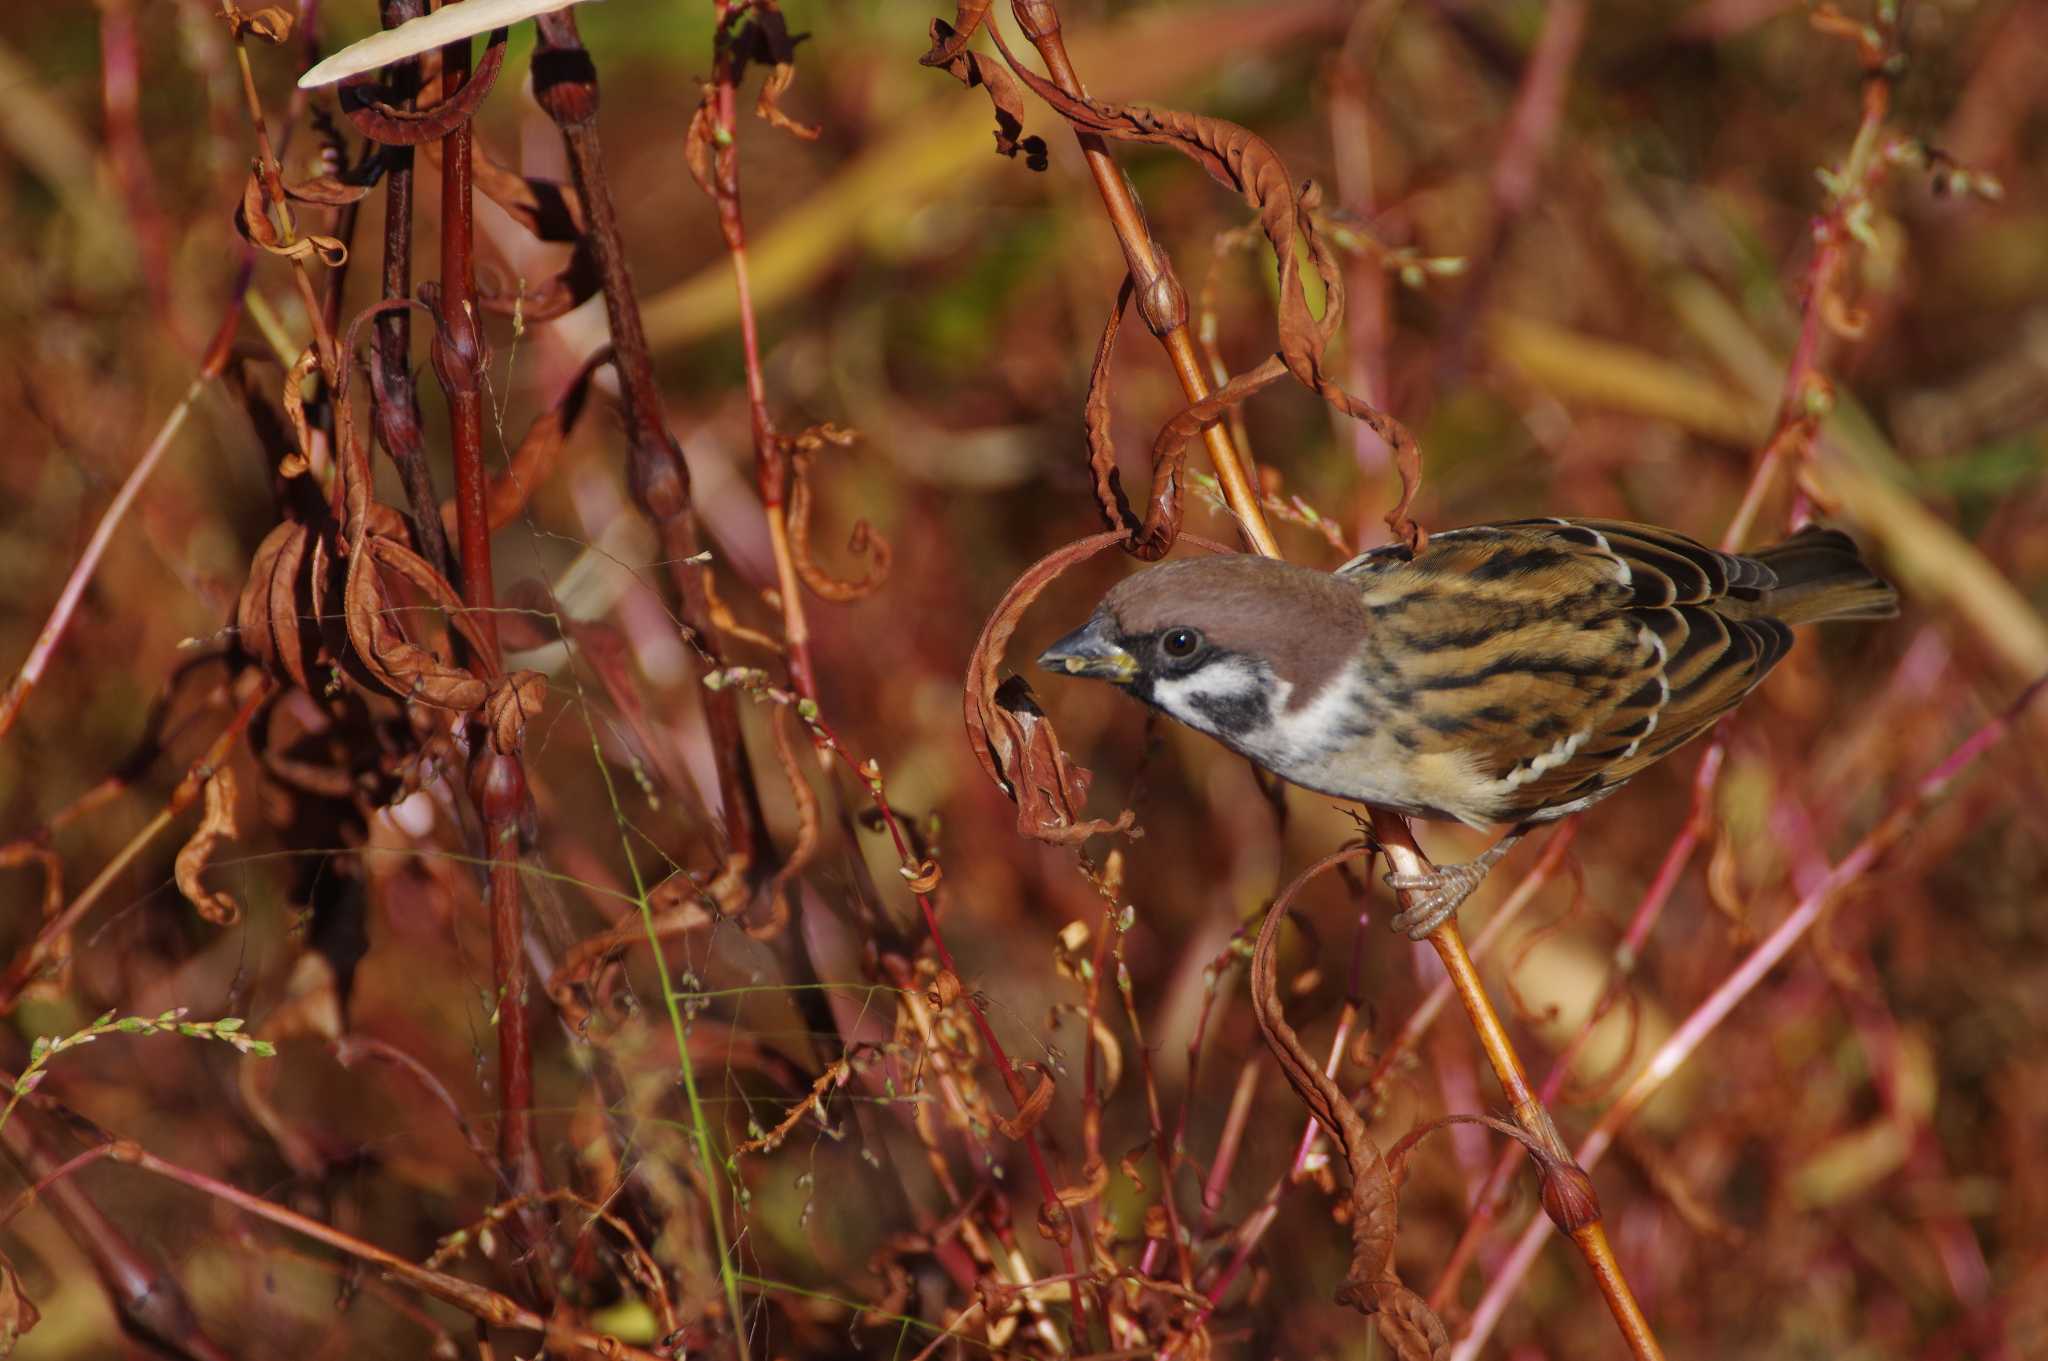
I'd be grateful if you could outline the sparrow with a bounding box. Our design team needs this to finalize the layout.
[1037,518,1897,937]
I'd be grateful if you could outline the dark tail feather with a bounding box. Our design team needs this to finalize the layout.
[1746,526,1898,624]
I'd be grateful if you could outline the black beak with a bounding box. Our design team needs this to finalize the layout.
[1036,617,1139,684]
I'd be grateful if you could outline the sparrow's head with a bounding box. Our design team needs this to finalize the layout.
[1035,554,1370,748]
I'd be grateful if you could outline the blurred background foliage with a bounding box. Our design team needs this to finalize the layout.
[1,0,2045,1357]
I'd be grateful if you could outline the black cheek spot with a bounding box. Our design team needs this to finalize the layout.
[1188,690,1272,734]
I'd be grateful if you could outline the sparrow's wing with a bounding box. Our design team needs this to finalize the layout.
[1337,519,1791,821]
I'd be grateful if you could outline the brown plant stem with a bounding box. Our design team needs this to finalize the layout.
[1008,0,1280,561]
[8,1131,668,1360]
[0,1114,233,1361]
[1721,5,1898,549]
[428,19,544,1277]
[220,1,339,380]
[528,7,770,873]
[1453,671,2048,1359]
[1008,0,1655,1346]
[0,306,238,742]
[706,7,822,702]
[371,0,458,585]
[436,32,494,657]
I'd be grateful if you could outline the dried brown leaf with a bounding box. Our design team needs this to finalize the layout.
[0,1248,40,1355]
[787,425,891,602]
[994,1062,1055,1140]
[282,172,374,207]
[1252,849,1448,1358]
[985,29,1425,549]
[923,20,1048,169]
[961,532,1136,845]
[175,767,243,926]
[234,169,348,267]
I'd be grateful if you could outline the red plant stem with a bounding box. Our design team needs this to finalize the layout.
[431,21,539,1267]
[801,707,1092,1341]
[1722,9,1897,549]
[1009,0,1280,560]
[708,5,818,704]
[0,1117,233,1361]
[529,7,768,872]
[14,1135,667,1360]
[1187,994,1358,1325]
[437,34,494,657]
[0,306,238,742]
[1452,672,2048,1359]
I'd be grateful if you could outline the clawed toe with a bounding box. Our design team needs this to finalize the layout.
[1382,863,1488,939]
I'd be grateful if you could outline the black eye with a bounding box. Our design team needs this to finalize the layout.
[1161,627,1202,660]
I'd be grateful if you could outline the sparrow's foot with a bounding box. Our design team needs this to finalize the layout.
[1382,830,1527,939]
[1384,861,1492,938]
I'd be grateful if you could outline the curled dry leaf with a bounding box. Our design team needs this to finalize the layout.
[962,532,1232,843]
[786,424,892,602]
[482,671,548,754]
[228,6,295,43]
[994,1062,1055,1140]
[926,968,962,1012]
[0,1248,39,1354]
[961,532,1136,845]
[1035,1196,1073,1246]
[1083,277,1141,535]
[1055,1155,1110,1207]
[344,537,490,712]
[282,172,375,208]
[922,20,1048,170]
[918,0,995,67]
[752,703,816,941]
[899,858,942,893]
[335,30,510,146]
[1251,848,1449,1359]
[984,29,1426,551]
[280,344,321,478]
[174,766,243,926]
[235,169,348,267]
[230,530,280,685]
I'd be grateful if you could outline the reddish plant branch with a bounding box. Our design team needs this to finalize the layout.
[528,6,771,873]
[1453,671,2048,1359]
[1006,0,1280,560]
[1427,747,1721,1310]
[0,306,240,742]
[1722,4,1900,549]
[705,1,821,703]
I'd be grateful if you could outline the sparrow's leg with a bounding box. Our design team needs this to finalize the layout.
[1384,826,1528,939]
